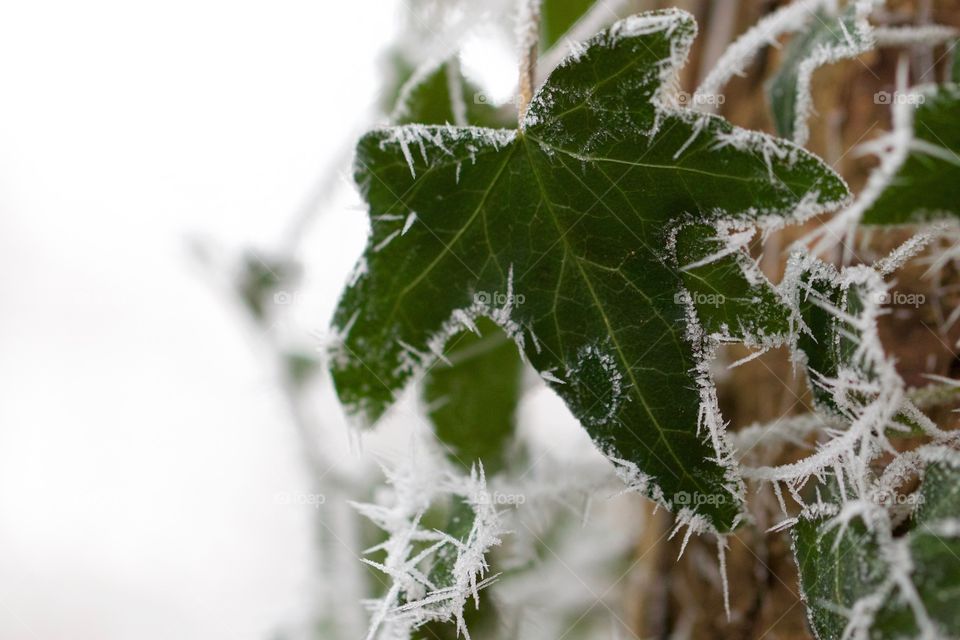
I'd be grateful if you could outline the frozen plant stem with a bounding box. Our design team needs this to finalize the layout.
[517,0,541,125]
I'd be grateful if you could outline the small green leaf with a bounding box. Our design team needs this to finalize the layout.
[425,319,522,474]
[862,84,960,224]
[766,5,873,145]
[332,9,848,531]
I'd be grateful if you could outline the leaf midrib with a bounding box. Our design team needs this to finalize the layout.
[520,135,710,496]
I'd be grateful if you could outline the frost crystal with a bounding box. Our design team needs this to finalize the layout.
[354,450,505,640]
[368,125,516,180]
[742,254,907,488]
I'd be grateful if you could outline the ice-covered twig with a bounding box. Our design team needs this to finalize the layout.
[873,230,937,276]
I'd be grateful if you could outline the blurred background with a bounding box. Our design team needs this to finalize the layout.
[0,1,615,638]
[0,1,400,636]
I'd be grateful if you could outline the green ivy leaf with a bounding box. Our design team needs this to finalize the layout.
[332,9,848,531]
[766,5,873,145]
[906,459,960,633]
[862,84,960,224]
[793,454,960,639]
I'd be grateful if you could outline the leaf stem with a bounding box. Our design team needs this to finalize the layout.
[517,0,541,126]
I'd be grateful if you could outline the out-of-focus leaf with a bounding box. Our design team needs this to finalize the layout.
[284,351,321,389]
[862,84,960,224]
[766,5,873,145]
[425,318,522,474]
[236,252,297,323]
[393,58,511,129]
[952,43,960,83]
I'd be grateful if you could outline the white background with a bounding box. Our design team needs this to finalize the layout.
[0,1,405,637]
